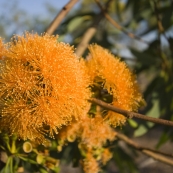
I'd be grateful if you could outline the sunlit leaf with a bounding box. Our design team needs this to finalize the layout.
[134,125,148,137]
[128,119,138,128]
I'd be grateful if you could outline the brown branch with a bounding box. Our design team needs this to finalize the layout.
[115,132,173,158]
[45,0,79,35]
[94,0,149,44]
[89,98,173,127]
[152,0,171,74]
[75,0,113,57]
[153,0,164,34]
[75,21,101,57]
[116,132,173,166]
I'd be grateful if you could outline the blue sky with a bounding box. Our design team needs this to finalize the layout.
[0,0,80,38]
[0,0,70,16]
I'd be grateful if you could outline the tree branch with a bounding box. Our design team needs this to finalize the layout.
[152,0,170,73]
[89,98,173,127]
[153,0,164,34]
[94,0,149,44]
[115,132,173,158]
[75,0,113,57]
[45,0,79,35]
[75,19,101,57]
[116,132,173,166]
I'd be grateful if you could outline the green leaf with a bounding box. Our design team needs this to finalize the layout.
[9,156,13,173]
[134,125,148,137]
[144,76,160,98]
[128,119,138,128]
[39,167,48,173]
[52,167,60,173]
[131,49,158,66]
[156,131,170,149]
[3,157,12,173]
[146,95,160,127]
[58,34,65,42]
[67,16,91,33]
[19,156,38,164]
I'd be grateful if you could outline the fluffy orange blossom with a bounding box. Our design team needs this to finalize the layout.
[0,33,91,142]
[86,44,144,126]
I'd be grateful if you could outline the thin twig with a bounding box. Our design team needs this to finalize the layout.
[89,98,173,127]
[75,0,113,57]
[115,132,173,158]
[153,0,170,73]
[116,132,173,166]
[75,21,101,57]
[153,0,164,34]
[45,0,79,35]
[94,0,149,44]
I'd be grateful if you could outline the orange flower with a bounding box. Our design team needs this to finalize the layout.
[57,113,115,169]
[82,151,100,173]
[86,44,144,126]
[58,113,116,148]
[0,32,90,141]
[80,114,116,148]
[0,38,6,59]
[101,148,113,165]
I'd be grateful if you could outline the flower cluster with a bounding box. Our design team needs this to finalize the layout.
[57,113,115,173]
[0,32,144,172]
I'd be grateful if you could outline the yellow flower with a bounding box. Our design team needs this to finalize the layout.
[0,32,90,142]
[86,44,144,126]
